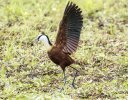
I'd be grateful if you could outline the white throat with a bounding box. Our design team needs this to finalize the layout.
[38,35,52,49]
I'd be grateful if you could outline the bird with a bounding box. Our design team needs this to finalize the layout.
[35,1,83,88]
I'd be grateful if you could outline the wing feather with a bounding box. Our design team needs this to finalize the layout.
[55,2,83,54]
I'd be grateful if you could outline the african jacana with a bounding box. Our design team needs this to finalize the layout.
[36,1,83,88]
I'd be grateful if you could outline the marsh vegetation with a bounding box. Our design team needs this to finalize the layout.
[0,0,128,99]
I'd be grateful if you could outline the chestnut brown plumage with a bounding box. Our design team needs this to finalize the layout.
[36,1,83,88]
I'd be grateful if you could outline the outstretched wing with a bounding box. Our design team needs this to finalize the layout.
[55,1,83,54]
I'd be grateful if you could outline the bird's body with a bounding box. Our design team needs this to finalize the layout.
[36,1,83,88]
[48,46,74,71]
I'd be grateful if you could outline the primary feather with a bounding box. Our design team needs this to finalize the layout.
[55,1,83,54]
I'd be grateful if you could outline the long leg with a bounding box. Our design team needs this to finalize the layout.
[60,69,66,91]
[70,66,79,88]
[63,69,66,86]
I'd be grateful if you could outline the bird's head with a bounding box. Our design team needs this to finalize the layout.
[36,32,46,41]
[34,32,52,49]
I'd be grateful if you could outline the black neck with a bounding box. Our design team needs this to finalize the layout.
[45,35,52,46]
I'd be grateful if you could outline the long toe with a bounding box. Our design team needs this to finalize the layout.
[71,83,77,89]
[59,87,64,92]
